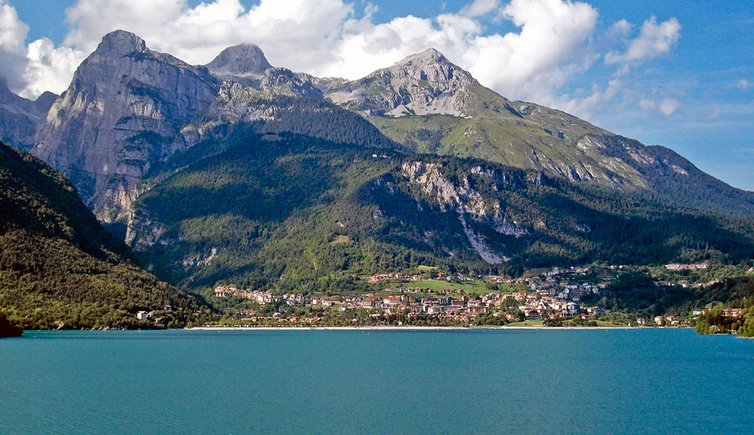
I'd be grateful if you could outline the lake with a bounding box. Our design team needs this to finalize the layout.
[1,328,752,434]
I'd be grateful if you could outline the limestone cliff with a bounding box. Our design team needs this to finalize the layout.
[33,30,219,221]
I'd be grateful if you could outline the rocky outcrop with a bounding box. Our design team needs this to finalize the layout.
[0,79,55,150]
[400,161,528,263]
[326,49,478,117]
[33,30,219,221]
[206,43,272,81]
[206,44,321,99]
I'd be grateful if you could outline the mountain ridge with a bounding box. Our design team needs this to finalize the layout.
[125,132,754,292]
[2,28,750,227]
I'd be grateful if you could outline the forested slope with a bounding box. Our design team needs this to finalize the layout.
[0,143,205,329]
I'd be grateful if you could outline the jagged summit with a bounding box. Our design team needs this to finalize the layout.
[394,48,449,67]
[33,91,58,112]
[325,47,477,117]
[206,43,273,78]
[33,29,219,220]
[97,30,148,55]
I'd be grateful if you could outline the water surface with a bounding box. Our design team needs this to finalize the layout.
[1,329,752,434]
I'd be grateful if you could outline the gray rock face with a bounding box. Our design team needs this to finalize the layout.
[326,49,478,117]
[258,69,323,99]
[33,30,219,221]
[206,45,322,100]
[0,79,54,150]
[400,161,527,263]
[206,43,272,80]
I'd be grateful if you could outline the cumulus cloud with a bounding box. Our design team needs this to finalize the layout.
[605,16,681,65]
[0,0,30,90]
[63,0,356,77]
[2,0,683,121]
[557,79,621,118]
[22,39,84,98]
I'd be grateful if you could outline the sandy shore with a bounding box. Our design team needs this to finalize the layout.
[188,325,646,331]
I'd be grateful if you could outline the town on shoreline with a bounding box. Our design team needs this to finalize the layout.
[172,262,735,329]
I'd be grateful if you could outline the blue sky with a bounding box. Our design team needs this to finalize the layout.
[4,0,754,190]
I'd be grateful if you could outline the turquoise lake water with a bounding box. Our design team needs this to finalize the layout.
[1,328,753,434]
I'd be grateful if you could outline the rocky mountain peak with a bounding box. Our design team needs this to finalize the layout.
[326,48,476,117]
[380,48,470,85]
[33,91,58,113]
[96,30,148,56]
[206,43,272,78]
[395,48,448,67]
[33,30,219,221]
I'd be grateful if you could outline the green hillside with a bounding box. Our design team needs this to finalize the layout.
[362,84,754,216]
[128,132,754,293]
[0,142,206,329]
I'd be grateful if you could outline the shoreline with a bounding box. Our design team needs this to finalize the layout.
[187,325,654,331]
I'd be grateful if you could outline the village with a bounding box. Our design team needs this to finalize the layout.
[207,266,625,326]
[126,261,749,327]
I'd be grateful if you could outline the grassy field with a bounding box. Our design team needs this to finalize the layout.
[402,280,489,294]
[329,235,352,245]
[399,279,527,296]
[507,320,545,327]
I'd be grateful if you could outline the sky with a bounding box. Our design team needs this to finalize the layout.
[1,0,753,190]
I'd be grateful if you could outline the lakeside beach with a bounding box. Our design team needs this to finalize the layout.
[189,325,648,331]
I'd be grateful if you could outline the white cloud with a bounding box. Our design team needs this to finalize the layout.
[460,0,500,18]
[733,79,752,90]
[635,96,679,117]
[639,98,656,111]
[608,19,633,37]
[659,98,679,116]
[62,0,356,78]
[22,39,84,98]
[0,0,29,90]
[556,79,622,118]
[605,16,681,65]
[2,0,683,121]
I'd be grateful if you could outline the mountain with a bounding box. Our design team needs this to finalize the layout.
[26,31,754,223]
[321,51,754,215]
[0,29,749,294]
[0,78,55,151]
[31,31,396,222]
[203,44,754,214]
[327,49,480,117]
[206,43,273,81]
[0,142,204,329]
[33,30,220,222]
[126,132,754,292]
[200,44,754,214]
